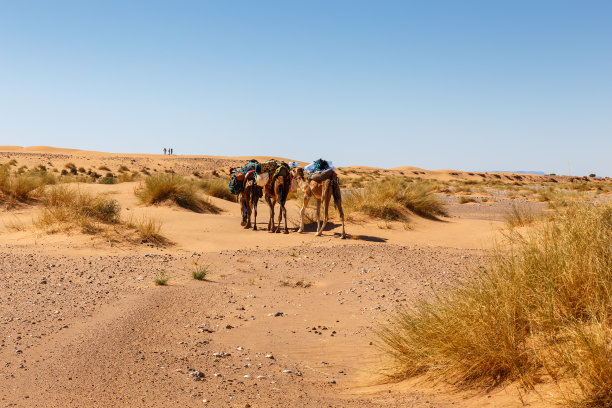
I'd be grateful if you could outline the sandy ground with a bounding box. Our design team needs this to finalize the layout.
[0,147,568,407]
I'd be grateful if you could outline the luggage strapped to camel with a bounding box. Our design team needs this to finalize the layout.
[228,159,261,195]
[228,159,291,195]
[257,159,292,203]
[304,158,336,182]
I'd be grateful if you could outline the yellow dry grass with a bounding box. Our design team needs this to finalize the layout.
[36,185,121,233]
[378,203,612,406]
[135,174,220,213]
[37,185,169,245]
[343,179,447,221]
[199,177,235,202]
[0,164,56,205]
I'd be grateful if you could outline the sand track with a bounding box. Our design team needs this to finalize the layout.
[1,245,496,407]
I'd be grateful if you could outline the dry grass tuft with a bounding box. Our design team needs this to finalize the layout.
[343,179,447,221]
[378,203,612,406]
[36,185,121,233]
[458,196,477,204]
[135,174,220,213]
[126,215,167,245]
[505,203,538,228]
[199,177,235,201]
[0,164,56,205]
[36,185,170,244]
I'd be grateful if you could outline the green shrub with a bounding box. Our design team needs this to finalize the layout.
[153,271,169,286]
[192,265,208,281]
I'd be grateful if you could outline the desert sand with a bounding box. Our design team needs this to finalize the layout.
[0,146,593,407]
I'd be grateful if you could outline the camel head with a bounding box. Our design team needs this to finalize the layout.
[291,167,305,181]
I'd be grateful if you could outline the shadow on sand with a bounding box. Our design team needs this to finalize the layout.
[245,221,388,242]
[348,234,388,243]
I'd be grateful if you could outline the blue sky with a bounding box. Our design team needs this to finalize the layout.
[1,1,610,176]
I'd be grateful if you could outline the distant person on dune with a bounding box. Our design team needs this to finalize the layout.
[163,148,167,155]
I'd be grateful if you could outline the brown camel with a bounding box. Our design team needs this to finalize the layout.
[238,173,262,230]
[263,165,291,234]
[291,167,345,239]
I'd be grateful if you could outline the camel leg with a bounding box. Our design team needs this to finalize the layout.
[245,187,252,229]
[265,195,274,232]
[298,195,310,233]
[276,202,283,233]
[270,202,275,233]
[315,200,322,236]
[239,193,247,227]
[245,205,252,229]
[252,191,258,231]
[282,204,288,234]
[319,191,331,235]
[337,200,346,239]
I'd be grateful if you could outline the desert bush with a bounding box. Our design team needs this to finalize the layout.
[539,188,587,209]
[98,165,111,171]
[153,271,169,286]
[192,265,208,281]
[118,165,129,172]
[126,216,166,244]
[64,162,78,175]
[343,179,447,221]
[115,171,140,183]
[58,174,94,184]
[98,175,117,184]
[199,177,235,201]
[458,196,477,204]
[378,203,612,406]
[136,173,220,213]
[37,185,121,232]
[0,165,54,203]
[505,203,537,228]
[453,185,473,194]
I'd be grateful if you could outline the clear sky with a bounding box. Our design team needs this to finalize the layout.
[1,1,610,176]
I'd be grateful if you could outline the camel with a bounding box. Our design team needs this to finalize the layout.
[263,164,291,234]
[238,172,262,230]
[291,167,345,239]
[229,161,262,230]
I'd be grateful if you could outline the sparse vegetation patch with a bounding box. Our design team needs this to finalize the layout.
[135,174,221,213]
[153,271,169,286]
[378,203,612,406]
[199,177,235,201]
[343,179,447,221]
[192,265,208,281]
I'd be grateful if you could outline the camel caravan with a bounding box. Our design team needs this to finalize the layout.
[228,159,346,238]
